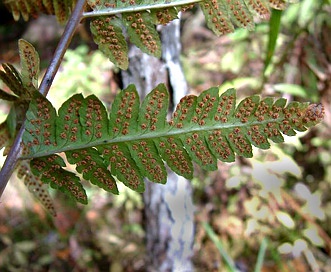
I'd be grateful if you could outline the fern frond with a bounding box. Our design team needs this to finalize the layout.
[86,0,290,68]
[0,40,40,137]
[150,8,179,25]
[0,120,56,215]
[123,11,162,57]
[244,0,270,20]
[0,122,11,151]
[4,0,290,69]
[268,0,287,10]
[3,0,77,22]
[18,39,40,90]
[22,84,324,202]
[0,39,39,98]
[200,0,234,35]
[16,161,57,216]
[90,16,129,69]
[0,64,26,98]
[30,154,88,204]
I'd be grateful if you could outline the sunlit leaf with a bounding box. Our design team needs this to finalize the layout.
[275,211,295,229]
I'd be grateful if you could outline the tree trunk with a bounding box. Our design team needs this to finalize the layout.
[121,19,195,272]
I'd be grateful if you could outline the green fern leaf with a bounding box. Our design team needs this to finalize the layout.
[108,84,140,138]
[79,95,110,142]
[5,0,291,70]
[17,161,57,216]
[85,0,291,68]
[56,92,109,147]
[243,0,270,19]
[66,148,119,194]
[150,8,179,25]
[200,0,234,36]
[90,16,129,69]
[0,63,25,97]
[24,91,57,154]
[268,0,287,10]
[223,0,255,30]
[0,57,37,135]
[0,39,40,97]
[123,11,162,57]
[18,39,40,90]
[0,122,11,151]
[55,93,84,148]
[138,84,169,133]
[129,140,167,183]
[99,143,145,192]
[3,0,77,22]
[30,154,87,204]
[22,84,324,201]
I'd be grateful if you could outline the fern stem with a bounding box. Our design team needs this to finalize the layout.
[39,0,87,95]
[0,127,25,197]
[0,0,87,199]
[82,0,202,18]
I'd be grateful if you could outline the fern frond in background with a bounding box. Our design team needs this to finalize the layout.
[3,0,291,69]
[88,0,290,68]
[16,161,57,216]
[3,0,78,23]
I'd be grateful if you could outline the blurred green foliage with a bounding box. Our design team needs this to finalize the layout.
[49,44,114,108]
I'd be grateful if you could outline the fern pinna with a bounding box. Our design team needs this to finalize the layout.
[20,84,324,205]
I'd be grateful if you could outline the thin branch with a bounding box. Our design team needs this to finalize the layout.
[82,0,202,18]
[0,0,87,199]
